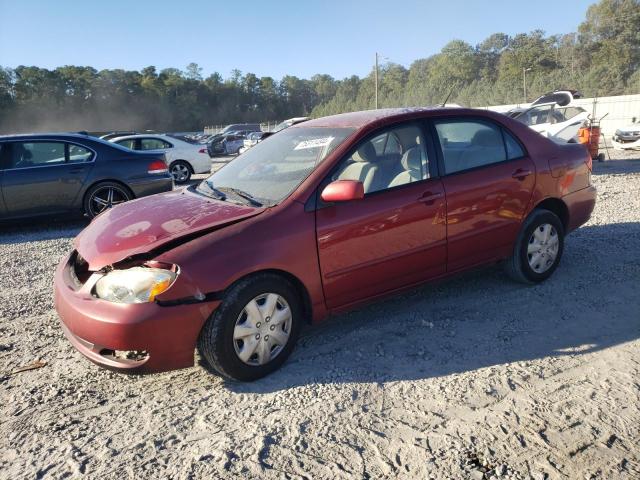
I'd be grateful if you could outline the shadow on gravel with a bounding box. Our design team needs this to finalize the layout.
[0,218,87,245]
[592,157,640,175]
[225,222,640,394]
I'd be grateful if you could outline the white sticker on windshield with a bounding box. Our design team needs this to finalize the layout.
[294,137,334,150]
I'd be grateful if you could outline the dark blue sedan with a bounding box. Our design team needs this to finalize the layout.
[0,133,173,220]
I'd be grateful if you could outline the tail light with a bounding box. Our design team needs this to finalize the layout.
[147,160,168,174]
[198,148,207,154]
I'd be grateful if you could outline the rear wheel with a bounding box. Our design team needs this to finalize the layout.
[170,160,192,183]
[83,181,132,218]
[505,209,564,284]
[198,273,302,381]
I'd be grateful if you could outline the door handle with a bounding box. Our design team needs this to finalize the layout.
[418,191,443,204]
[69,167,86,174]
[512,169,532,180]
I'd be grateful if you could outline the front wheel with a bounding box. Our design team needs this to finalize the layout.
[505,209,564,284]
[170,161,192,183]
[198,273,302,381]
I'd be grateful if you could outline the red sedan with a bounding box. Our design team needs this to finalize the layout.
[54,108,596,381]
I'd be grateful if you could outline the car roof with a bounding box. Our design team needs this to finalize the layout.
[0,132,95,141]
[299,107,471,129]
[110,133,181,142]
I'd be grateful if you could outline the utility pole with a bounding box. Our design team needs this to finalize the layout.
[523,67,532,103]
[374,52,379,109]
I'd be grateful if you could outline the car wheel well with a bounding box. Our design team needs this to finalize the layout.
[534,198,569,231]
[231,269,313,324]
[170,160,194,173]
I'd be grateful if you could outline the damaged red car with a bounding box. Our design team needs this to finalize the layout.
[54,108,596,381]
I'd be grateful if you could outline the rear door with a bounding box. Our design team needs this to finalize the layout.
[1,140,95,217]
[316,122,447,309]
[431,117,536,271]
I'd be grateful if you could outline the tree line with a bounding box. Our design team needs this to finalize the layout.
[0,0,638,134]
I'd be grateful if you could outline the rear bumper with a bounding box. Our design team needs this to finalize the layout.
[129,176,173,198]
[564,185,597,233]
[54,251,220,373]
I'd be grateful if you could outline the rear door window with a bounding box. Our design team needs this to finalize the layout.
[434,120,507,174]
[8,142,66,169]
[116,138,137,150]
[140,138,171,150]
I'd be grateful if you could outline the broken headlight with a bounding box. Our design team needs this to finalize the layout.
[95,267,176,304]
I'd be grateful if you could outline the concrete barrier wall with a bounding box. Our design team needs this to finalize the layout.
[483,94,640,137]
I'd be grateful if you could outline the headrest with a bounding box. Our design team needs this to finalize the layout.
[352,141,376,163]
[472,129,501,147]
[401,147,422,172]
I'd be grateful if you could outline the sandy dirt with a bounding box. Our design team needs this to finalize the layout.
[1,154,639,479]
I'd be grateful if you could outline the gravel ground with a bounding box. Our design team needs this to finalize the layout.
[1,152,639,479]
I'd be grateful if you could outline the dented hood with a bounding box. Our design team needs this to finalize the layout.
[75,188,264,270]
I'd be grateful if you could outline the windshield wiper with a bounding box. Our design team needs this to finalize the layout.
[217,187,264,207]
[199,180,227,201]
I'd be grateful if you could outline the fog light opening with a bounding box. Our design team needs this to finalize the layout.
[100,349,149,362]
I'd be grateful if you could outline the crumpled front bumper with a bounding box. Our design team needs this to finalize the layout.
[54,251,220,373]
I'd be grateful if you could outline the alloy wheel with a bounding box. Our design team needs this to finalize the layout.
[89,186,129,216]
[171,163,190,182]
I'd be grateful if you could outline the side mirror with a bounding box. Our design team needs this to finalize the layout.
[320,180,365,203]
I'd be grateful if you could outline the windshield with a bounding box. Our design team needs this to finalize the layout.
[197,126,354,206]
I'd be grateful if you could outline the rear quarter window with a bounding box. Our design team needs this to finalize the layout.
[503,130,525,160]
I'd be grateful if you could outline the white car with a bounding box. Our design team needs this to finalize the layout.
[110,134,211,183]
[612,120,640,150]
[507,91,589,143]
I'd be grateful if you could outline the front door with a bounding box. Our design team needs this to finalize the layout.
[316,122,447,309]
[432,118,536,271]
[1,141,94,217]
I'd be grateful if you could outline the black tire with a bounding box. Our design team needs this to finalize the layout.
[198,273,303,381]
[504,209,565,284]
[169,160,192,183]
[83,181,132,218]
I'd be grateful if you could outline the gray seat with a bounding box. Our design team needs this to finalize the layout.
[334,141,378,192]
[456,129,505,172]
[388,147,423,188]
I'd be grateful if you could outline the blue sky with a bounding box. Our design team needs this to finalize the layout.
[0,0,594,80]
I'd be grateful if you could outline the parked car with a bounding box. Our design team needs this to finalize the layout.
[207,133,247,156]
[206,124,261,144]
[220,123,261,135]
[612,118,640,150]
[110,134,211,183]
[507,91,588,142]
[54,107,596,381]
[238,131,269,154]
[0,133,172,220]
